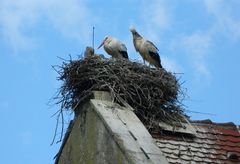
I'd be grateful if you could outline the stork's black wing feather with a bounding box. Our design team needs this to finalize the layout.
[149,51,162,68]
[119,51,129,59]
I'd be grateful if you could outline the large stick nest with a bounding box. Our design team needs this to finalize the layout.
[55,56,187,129]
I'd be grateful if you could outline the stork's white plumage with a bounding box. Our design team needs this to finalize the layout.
[98,36,128,59]
[130,28,162,68]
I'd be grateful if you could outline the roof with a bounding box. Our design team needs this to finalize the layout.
[151,119,240,164]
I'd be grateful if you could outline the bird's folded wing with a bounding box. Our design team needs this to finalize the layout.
[146,40,159,51]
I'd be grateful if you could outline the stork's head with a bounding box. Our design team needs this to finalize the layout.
[129,26,136,33]
[129,27,141,38]
[98,36,110,49]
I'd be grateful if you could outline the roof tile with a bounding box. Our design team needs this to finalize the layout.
[152,120,240,163]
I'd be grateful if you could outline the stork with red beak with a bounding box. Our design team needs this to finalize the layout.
[130,27,162,68]
[98,36,128,59]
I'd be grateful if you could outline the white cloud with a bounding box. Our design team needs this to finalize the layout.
[44,0,97,43]
[203,0,240,41]
[142,0,170,30]
[182,31,212,78]
[0,0,39,51]
[140,0,171,42]
[172,31,212,79]
[162,56,183,73]
[168,0,240,81]
[0,0,98,52]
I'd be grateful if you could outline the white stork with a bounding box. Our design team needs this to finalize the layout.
[98,36,129,59]
[130,28,162,68]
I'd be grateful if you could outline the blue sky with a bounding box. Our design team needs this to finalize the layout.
[1,0,240,163]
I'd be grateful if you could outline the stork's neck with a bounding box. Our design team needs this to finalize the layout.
[134,32,142,39]
[133,32,142,45]
[132,37,142,52]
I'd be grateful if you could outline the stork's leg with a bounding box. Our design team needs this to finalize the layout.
[142,57,145,65]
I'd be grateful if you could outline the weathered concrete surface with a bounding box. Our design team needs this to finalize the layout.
[57,91,168,164]
[91,100,168,164]
[57,102,129,164]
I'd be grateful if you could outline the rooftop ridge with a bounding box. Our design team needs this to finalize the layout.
[191,119,237,127]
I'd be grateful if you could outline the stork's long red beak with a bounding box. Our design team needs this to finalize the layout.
[97,41,104,49]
